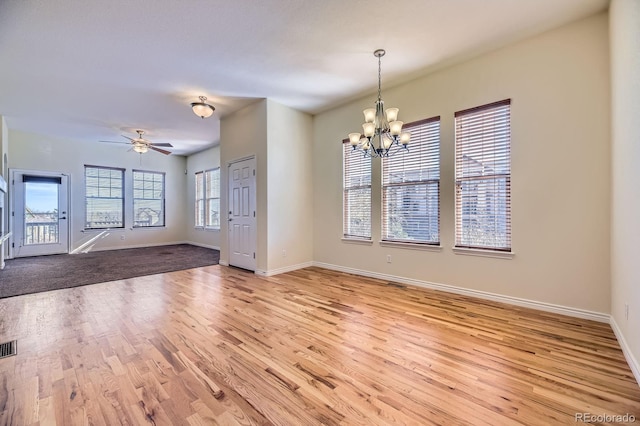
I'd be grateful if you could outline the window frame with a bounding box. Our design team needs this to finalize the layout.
[204,168,221,230]
[84,165,125,230]
[132,169,166,228]
[343,141,372,240]
[454,99,512,252]
[195,171,205,228]
[381,116,441,246]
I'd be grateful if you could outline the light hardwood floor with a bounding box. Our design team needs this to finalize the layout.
[0,265,638,425]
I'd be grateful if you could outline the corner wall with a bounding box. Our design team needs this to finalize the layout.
[313,13,611,315]
[265,100,314,273]
[219,100,268,269]
[610,0,640,382]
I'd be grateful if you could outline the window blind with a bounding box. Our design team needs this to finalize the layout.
[85,165,124,229]
[382,117,440,244]
[195,171,204,227]
[205,168,220,229]
[343,142,372,239]
[455,99,511,251]
[133,170,165,227]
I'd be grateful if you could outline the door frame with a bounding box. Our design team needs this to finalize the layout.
[227,155,257,271]
[9,169,71,259]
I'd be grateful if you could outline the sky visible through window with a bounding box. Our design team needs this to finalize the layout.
[25,182,58,212]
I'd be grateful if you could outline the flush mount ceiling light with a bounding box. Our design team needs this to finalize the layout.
[347,49,410,158]
[191,95,215,119]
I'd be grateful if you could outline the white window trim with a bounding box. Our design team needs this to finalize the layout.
[452,246,515,259]
[204,167,221,231]
[132,169,166,228]
[379,240,442,252]
[341,237,373,245]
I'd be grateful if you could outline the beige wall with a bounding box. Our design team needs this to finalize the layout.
[8,130,188,252]
[610,0,640,378]
[185,145,221,249]
[266,100,314,272]
[219,100,268,269]
[313,13,611,313]
[0,116,7,182]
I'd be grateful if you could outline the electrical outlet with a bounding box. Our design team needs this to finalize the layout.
[282,249,287,258]
[625,303,629,320]
[386,255,391,263]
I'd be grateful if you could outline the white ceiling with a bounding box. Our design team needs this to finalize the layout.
[0,0,608,156]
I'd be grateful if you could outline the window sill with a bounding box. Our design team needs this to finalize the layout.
[341,237,373,246]
[452,247,514,259]
[195,227,220,232]
[132,226,166,231]
[379,241,442,252]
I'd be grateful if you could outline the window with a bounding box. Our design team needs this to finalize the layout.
[85,165,124,229]
[133,170,165,227]
[382,117,440,244]
[343,142,372,239]
[455,99,511,251]
[195,171,204,228]
[195,168,220,230]
[205,168,220,229]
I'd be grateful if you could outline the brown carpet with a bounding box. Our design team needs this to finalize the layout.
[0,244,219,299]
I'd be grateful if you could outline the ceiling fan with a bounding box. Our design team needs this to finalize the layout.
[99,130,173,155]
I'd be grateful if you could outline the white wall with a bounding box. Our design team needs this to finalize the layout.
[266,100,313,272]
[610,0,640,380]
[313,13,611,314]
[8,130,188,252]
[185,145,221,249]
[219,100,268,268]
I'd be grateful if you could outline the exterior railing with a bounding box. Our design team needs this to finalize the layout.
[25,221,59,245]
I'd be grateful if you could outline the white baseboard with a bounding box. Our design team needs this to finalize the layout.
[610,316,640,386]
[312,261,610,323]
[185,241,220,251]
[219,260,229,266]
[255,261,314,277]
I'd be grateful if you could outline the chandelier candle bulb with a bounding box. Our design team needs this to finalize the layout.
[363,108,376,123]
[349,133,361,146]
[363,122,376,138]
[382,135,393,150]
[390,121,403,136]
[385,108,399,122]
[400,132,411,145]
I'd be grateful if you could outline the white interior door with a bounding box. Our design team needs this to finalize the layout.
[11,170,69,257]
[228,157,256,271]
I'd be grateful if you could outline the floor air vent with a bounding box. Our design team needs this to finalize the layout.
[0,340,17,359]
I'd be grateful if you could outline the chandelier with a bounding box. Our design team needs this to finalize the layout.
[348,49,410,158]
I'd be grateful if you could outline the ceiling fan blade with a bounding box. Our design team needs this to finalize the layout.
[150,142,173,147]
[121,135,134,141]
[150,146,171,155]
[99,140,129,144]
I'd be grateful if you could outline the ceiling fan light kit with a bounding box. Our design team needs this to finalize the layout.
[191,95,215,119]
[347,49,411,158]
[99,129,173,155]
